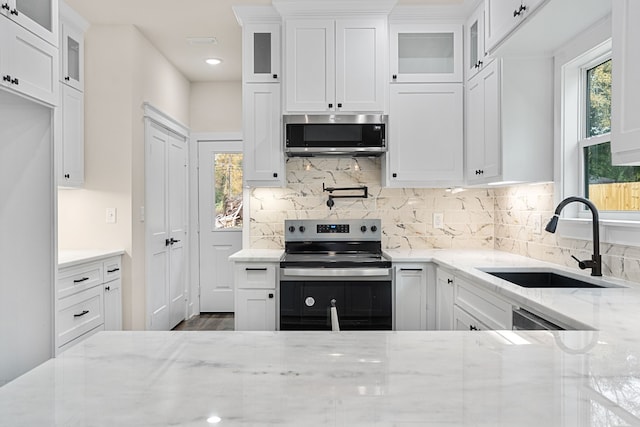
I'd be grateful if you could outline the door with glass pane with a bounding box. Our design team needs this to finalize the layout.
[390,23,463,83]
[198,141,243,312]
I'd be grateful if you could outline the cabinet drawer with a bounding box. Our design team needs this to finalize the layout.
[454,276,512,330]
[57,285,104,348]
[235,263,277,289]
[103,257,122,282]
[57,262,103,299]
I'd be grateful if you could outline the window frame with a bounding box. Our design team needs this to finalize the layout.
[555,16,640,247]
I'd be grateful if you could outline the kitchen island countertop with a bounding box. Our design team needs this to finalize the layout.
[2,249,640,425]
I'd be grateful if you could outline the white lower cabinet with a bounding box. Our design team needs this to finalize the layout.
[103,257,122,331]
[394,263,427,330]
[453,305,488,331]
[454,275,513,330]
[56,254,123,353]
[435,267,455,330]
[234,263,277,331]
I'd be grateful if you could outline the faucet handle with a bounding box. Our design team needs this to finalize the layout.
[571,255,587,270]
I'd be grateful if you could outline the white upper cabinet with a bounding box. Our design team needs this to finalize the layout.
[243,23,281,83]
[390,23,462,83]
[484,0,546,54]
[284,17,386,113]
[1,0,58,46]
[465,3,492,82]
[0,16,58,105]
[386,83,463,187]
[465,58,553,186]
[57,84,83,186]
[611,0,640,165]
[60,2,87,91]
[243,83,284,187]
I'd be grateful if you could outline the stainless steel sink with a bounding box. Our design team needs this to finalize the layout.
[479,269,625,289]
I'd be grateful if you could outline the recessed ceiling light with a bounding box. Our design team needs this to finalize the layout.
[205,58,222,65]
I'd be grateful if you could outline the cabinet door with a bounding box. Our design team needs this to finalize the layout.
[466,60,501,184]
[235,289,276,331]
[285,19,334,112]
[3,0,58,47]
[465,3,491,81]
[611,0,640,165]
[388,83,463,186]
[485,0,546,53]
[243,23,281,83]
[390,23,463,83]
[395,264,427,330]
[61,20,83,90]
[436,268,454,330]
[243,83,283,186]
[104,278,122,331]
[59,84,84,187]
[2,19,58,105]
[335,18,385,112]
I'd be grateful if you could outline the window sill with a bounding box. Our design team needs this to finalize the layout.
[558,218,640,247]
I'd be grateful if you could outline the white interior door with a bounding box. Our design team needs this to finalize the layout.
[146,122,170,330]
[145,119,187,330]
[168,131,187,329]
[198,140,243,312]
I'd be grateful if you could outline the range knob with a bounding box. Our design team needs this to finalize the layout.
[371,225,378,232]
[299,226,306,232]
[288,226,295,232]
[360,225,367,232]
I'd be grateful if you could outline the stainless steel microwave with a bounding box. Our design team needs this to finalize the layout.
[284,114,387,157]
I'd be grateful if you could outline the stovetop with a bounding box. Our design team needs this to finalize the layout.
[281,219,390,268]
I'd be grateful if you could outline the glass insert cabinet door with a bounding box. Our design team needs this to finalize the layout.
[61,21,83,90]
[243,23,281,83]
[390,23,463,83]
[8,0,58,46]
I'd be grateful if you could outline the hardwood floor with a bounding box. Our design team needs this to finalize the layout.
[172,313,234,331]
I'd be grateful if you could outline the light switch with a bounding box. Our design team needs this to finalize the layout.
[433,212,444,229]
[106,208,117,224]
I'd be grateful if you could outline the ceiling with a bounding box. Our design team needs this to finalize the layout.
[65,0,465,83]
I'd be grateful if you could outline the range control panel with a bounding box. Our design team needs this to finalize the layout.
[284,219,382,242]
[317,224,349,233]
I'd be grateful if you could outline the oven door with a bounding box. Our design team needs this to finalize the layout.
[279,268,392,331]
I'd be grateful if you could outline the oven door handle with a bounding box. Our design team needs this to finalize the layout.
[281,268,391,277]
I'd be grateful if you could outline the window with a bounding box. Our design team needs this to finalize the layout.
[214,153,243,229]
[581,60,640,212]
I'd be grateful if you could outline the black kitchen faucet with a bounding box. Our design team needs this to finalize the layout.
[545,196,602,276]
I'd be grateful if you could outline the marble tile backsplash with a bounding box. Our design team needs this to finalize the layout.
[249,159,639,282]
[494,183,640,283]
[250,158,494,250]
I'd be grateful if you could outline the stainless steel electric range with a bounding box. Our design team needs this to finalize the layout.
[279,219,392,331]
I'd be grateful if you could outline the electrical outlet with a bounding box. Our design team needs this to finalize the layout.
[433,212,444,229]
[106,208,117,224]
[532,213,542,235]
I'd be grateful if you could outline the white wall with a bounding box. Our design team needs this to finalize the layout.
[58,24,190,330]
[190,81,242,133]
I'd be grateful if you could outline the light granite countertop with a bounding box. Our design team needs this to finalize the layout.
[2,249,640,425]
